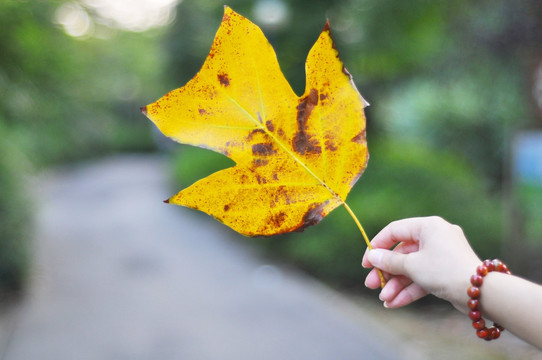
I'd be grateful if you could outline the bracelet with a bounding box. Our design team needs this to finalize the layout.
[467,259,511,341]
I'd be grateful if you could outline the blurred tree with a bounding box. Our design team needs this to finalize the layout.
[335,0,541,188]
[0,122,30,296]
[0,0,167,165]
[0,0,172,294]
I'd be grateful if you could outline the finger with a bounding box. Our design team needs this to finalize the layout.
[364,267,390,289]
[361,247,372,268]
[367,249,409,276]
[370,217,429,250]
[364,236,419,269]
[379,275,412,303]
[364,217,427,268]
[384,283,428,308]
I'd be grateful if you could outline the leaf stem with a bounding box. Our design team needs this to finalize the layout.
[343,202,387,288]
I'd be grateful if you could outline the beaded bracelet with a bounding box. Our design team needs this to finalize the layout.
[467,259,511,341]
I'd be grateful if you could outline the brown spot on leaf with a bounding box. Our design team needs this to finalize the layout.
[140,106,147,115]
[252,158,269,167]
[266,120,275,132]
[273,185,291,206]
[273,173,278,181]
[163,198,170,204]
[218,73,230,87]
[222,10,231,22]
[270,212,287,228]
[224,204,230,211]
[351,129,366,144]
[252,143,276,156]
[277,128,285,137]
[296,89,318,129]
[292,133,322,155]
[325,139,338,151]
[198,108,207,115]
[319,93,328,101]
[247,128,265,141]
[293,89,321,155]
[255,175,267,184]
[296,202,328,232]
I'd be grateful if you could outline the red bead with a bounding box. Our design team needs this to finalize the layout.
[472,319,486,330]
[493,259,503,272]
[477,328,489,338]
[467,286,481,298]
[491,327,501,339]
[483,259,495,272]
[470,274,483,286]
[469,310,482,321]
[501,264,509,273]
[476,265,488,276]
[467,299,479,310]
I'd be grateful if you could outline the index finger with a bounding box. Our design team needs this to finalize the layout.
[362,217,426,268]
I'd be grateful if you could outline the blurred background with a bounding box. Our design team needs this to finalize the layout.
[1,0,542,358]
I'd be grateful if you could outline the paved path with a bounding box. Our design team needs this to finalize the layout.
[1,155,420,360]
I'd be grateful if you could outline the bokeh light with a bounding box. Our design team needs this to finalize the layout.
[55,0,180,38]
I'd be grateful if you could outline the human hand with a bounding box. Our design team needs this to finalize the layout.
[362,216,481,312]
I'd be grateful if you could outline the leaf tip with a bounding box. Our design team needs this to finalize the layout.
[323,19,331,32]
[140,106,148,116]
[163,198,170,204]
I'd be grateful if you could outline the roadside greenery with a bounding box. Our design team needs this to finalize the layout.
[0,1,167,294]
[0,127,30,296]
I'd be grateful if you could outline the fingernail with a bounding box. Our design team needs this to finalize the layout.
[383,301,389,308]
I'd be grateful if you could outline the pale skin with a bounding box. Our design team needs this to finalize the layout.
[361,216,542,349]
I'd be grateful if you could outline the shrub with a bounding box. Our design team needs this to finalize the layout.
[0,125,30,297]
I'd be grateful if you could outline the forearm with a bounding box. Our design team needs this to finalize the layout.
[481,272,542,348]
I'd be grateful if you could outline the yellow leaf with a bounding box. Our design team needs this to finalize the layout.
[142,7,369,237]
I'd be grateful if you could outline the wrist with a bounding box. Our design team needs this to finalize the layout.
[466,259,511,341]
[447,257,481,313]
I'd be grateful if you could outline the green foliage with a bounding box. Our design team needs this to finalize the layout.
[0,1,165,165]
[0,1,170,294]
[517,182,542,246]
[171,145,234,189]
[0,123,30,296]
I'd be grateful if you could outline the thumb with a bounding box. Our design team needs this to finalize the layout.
[368,249,408,276]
